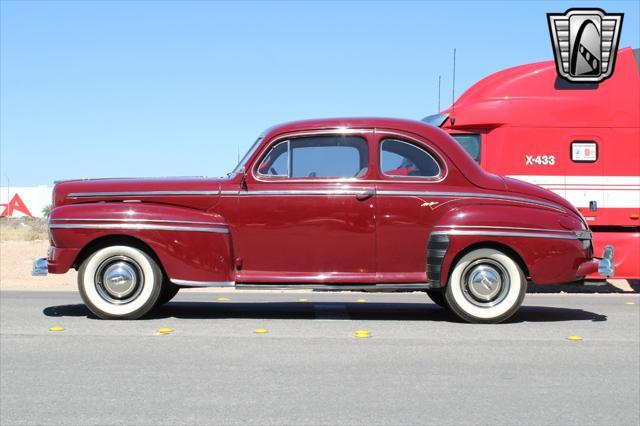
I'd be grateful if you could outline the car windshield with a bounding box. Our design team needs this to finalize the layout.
[230,137,263,175]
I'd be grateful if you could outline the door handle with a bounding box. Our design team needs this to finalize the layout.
[356,189,375,201]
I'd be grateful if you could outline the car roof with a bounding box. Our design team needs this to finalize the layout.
[264,116,433,136]
[259,117,505,192]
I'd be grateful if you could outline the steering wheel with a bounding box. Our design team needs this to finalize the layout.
[270,167,278,175]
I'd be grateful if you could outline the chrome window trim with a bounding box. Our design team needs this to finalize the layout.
[49,223,229,234]
[375,130,448,184]
[380,138,443,180]
[67,190,220,198]
[431,230,578,240]
[376,190,563,211]
[256,140,290,178]
[171,279,235,287]
[50,218,227,226]
[251,129,373,184]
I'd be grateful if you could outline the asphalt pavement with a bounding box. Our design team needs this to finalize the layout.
[1,290,639,426]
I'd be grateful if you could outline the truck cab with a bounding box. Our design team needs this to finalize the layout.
[426,47,640,279]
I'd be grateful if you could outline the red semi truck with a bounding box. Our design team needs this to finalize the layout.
[425,47,640,280]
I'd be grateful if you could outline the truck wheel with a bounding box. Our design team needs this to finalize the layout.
[78,245,163,319]
[445,248,526,324]
[425,289,449,309]
[157,281,180,305]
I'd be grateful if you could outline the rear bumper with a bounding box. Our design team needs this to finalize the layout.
[577,245,615,278]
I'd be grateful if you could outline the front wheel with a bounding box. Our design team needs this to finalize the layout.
[445,248,526,324]
[157,281,180,305]
[78,245,163,319]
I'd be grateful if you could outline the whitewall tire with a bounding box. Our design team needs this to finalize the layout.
[78,245,163,319]
[445,248,526,323]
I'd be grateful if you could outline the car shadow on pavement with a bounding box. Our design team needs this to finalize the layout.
[42,301,607,323]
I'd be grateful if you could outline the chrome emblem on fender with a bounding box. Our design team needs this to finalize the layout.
[547,8,623,82]
[421,201,440,208]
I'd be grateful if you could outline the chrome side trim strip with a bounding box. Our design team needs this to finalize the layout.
[431,230,577,240]
[49,223,229,233]
[434,225,574,234]
[171,279,235,287]
[50,218,227,226]
[377,190,562,210]
[67,190,220,198]
[239,189,366,196]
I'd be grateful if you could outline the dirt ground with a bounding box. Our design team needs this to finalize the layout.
[0,240,77,291]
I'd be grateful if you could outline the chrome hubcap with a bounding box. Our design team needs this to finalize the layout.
[95,256,144,304]
[103,262,137,298]
[467,265,502,301]
[461,259,510,307]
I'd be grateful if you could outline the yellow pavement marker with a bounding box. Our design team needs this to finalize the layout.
[49,325,65,332]
[355,329,371,338]
[217,297,231,302]
[152,332,167,336]
[625,301,636,305]
[254,328,269,334]
[566,335,583,341]
[356,298,367,303]
[153,327,174,336]
[298,298,309,302]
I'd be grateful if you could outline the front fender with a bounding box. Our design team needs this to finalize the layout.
[48,203,234,283]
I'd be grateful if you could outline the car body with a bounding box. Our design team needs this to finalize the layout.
[37,117,613,323]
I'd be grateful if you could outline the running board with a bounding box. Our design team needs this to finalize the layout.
[171,279,437,291]
[235,283,435,291]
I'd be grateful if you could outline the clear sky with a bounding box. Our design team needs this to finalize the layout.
[1,0,638,186]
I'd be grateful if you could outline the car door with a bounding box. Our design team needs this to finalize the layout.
[374,130,448,284]
[235,131,377,283]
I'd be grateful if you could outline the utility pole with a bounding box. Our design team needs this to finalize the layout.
[4,174,9,204]
[438,75,441,112]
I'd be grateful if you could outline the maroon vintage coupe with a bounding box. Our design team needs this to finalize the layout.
[35,118,613,323]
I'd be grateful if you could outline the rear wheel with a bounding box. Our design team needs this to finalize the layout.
[78,245,163,319]
[445,248,526,324]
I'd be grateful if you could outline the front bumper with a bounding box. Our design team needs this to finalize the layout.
[32,246,80,276]
[576,245,615,277]
[32,258,48,276]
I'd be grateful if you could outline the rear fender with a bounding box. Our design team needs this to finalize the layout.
[49,203,234,283]
[430,203,587,286]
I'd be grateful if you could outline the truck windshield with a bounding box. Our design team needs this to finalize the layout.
[230,137,263,175]
[451,134,481,163]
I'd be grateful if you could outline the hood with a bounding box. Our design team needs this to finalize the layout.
[52,177,223,211]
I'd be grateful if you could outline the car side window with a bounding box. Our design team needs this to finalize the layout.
[258,135,368,179]
[380,138,441,178]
